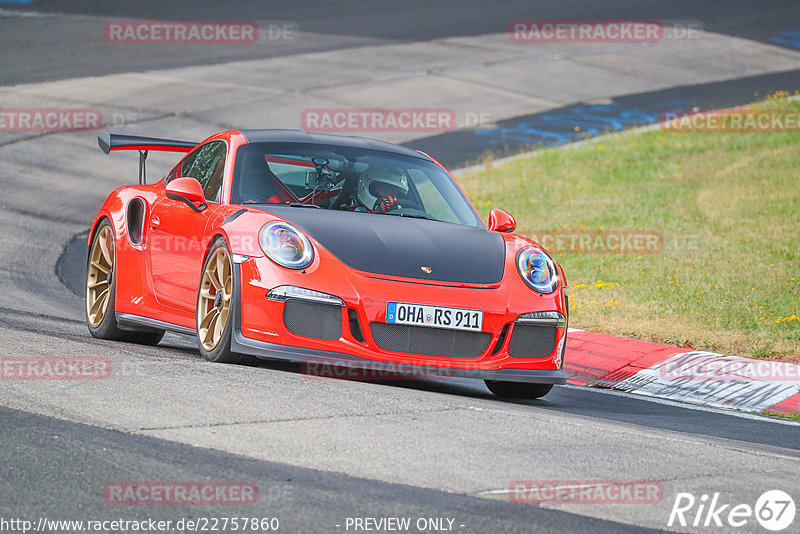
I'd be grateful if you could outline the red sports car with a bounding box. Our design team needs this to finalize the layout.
[87,129,568,399]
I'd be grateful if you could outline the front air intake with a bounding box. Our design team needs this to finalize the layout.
[283,300,342,340]
[370,323,491,358]
[507,323,557,358]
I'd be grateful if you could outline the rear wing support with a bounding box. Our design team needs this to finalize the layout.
[138,150,148,185]
[97,132,197,185]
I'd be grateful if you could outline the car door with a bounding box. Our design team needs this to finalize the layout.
[148,140,228,312]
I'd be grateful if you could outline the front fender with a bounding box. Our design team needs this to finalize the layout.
[205,209,287,259]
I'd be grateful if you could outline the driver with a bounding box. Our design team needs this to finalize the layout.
[358,168,409,213]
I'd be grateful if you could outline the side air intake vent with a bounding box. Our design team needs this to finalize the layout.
[126,197,145,245]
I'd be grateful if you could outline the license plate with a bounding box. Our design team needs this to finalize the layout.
[386,302,483,332]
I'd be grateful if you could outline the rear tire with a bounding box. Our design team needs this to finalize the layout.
[86,221,126,340]
[485,380,554,400]
[86,220,165,346]
[125,330,165,346]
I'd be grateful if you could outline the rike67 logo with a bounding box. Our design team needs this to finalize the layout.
[669,490,795,531]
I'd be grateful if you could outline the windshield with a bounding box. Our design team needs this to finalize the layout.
[230,142,483,228]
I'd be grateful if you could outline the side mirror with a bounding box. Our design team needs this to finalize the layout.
[166,177,207,212]
[488,208,516,233]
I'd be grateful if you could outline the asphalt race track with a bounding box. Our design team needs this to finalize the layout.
[1,2,799,533]
[3,0,800,85]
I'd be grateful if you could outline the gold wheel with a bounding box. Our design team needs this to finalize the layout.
[86,225,115,328]
[197,247,232,351]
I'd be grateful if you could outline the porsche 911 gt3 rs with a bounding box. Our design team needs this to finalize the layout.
[87,129,568,399]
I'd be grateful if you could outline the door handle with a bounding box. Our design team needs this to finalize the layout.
[150,216,160,230]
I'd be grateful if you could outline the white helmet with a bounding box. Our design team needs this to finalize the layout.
[357,167,409,208]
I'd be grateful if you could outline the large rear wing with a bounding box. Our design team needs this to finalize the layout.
[97,132,198,184]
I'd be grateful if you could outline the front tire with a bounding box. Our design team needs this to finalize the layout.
[196,238,255,365]
[485,380,554,400]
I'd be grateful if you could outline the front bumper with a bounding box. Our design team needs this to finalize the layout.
[231,328,567,384]
[233,257,568,385]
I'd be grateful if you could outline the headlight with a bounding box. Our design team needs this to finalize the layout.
[258,221,314,269]
[516,246,558,294]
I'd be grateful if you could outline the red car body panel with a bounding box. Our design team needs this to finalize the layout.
[89,130,569,383]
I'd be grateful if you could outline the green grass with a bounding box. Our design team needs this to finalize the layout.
[459,97,800,360]
[762,410,800,422]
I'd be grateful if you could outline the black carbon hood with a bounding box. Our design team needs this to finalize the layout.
[261,206,505,284]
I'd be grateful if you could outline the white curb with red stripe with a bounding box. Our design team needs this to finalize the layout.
[563,332,800,416]
[612,351,800,412]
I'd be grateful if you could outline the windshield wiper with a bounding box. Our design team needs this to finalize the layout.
[382,212,437,221]
[240,200,322,209]
[241,201,320,209]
